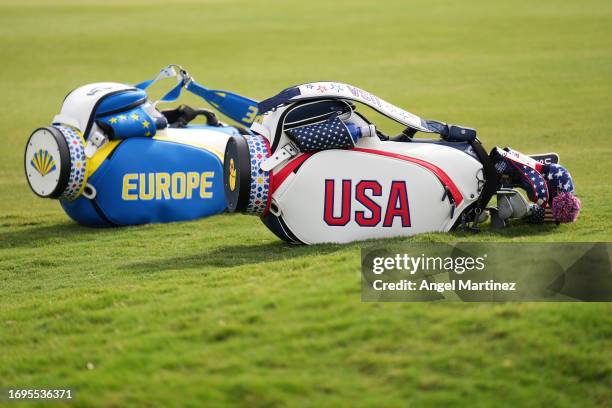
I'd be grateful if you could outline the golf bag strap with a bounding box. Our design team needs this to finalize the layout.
[258,87,301,113]
[258,83,480,140]
[135,65,259,126]
[261,143,299,171]
[471,141,499,213]
[424,120,477,143]
[184,80,259,127]
[135,65,185,103]
[258,82,432,133]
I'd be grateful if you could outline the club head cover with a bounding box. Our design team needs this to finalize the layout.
[551,192,581,223]
[493,151,549,206]
[540,163,580,223]
[540,163,574,198]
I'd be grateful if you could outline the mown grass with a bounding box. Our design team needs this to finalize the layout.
[1,0,611,406]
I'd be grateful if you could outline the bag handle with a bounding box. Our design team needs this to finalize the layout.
[135,65,259,127]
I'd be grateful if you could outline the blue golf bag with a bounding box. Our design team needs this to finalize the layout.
[24,66,259,227]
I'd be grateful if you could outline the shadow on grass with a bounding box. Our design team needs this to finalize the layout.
[0,222,116,250]
[121,241,345,273]
[0,216,563,253]
[462,222,562,239]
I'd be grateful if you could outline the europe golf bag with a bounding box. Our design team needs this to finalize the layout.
[223,82,580,244]
[24,66,258,226]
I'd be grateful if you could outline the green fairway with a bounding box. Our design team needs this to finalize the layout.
[1,0,611,406]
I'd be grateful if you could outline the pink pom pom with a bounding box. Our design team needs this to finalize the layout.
[551,192,581,223]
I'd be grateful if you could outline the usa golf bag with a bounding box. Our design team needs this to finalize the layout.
[24,66,259,226]
[223,82,580,244]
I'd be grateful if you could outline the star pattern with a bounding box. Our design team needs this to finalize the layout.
[494,154,549,206]
[55,126,86,201]
[329,83,344,93]
[103,109,154,138]
[245,135,270,215]
[288,117,354,152]
[518,164,549,205]
[542,163,574,200]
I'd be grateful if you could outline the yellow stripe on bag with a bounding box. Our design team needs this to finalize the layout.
[152,135,224,161]
[87,140,121,177]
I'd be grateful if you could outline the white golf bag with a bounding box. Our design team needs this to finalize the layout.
[223,82,579,244]
[223,82,497,244]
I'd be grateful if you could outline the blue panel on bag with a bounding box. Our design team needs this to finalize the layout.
[60,196,113,227]
[86,137,226,225]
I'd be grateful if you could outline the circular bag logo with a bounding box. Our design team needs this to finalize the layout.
[31,149,56,176]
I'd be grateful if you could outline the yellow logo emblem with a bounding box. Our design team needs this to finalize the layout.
[31,149,56,176]
[229,159,236,191]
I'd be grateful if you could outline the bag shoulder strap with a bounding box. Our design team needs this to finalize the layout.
[136,65,259,127]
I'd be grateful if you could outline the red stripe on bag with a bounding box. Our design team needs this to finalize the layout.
[352,148,463,205]
[270,152,315,195]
